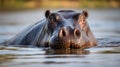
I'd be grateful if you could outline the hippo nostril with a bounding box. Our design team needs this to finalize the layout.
[62,30,66,37]
[74,29,81,38]
[59,28,67,38]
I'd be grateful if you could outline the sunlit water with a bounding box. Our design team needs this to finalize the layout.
[0,9,120,67]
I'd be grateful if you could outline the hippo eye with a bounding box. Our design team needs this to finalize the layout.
[55,15,61,21]
[53,14,61,22]
[49,13,61,23]
[79,14,85,21]
[48,14,61,28]
[72,13,80,20]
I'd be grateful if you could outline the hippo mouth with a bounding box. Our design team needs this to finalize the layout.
[49,38,90,49]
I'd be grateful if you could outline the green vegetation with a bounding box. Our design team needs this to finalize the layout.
[0,0,120,11]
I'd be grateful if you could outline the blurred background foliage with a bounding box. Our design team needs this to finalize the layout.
[0,0,120,11]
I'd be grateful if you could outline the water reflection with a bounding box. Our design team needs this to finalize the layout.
[0,54,16,64]
[0,47,90,66]
[45,49,90,55]
[0,47,120,67]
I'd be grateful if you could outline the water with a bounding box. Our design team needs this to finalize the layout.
[0,47,120,67]
[0,9,120,67]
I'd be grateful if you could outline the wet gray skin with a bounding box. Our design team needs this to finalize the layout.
[7,10,97,49]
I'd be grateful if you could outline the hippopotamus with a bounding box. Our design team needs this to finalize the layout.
[7,10,97,49]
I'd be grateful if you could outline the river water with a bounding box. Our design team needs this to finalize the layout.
[0,9,120,67]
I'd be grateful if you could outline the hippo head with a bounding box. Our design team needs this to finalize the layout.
[45,10,92,49]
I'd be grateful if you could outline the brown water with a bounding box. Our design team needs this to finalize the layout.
[0,9,120,67]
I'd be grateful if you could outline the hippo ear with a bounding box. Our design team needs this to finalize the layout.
[82,10,88,18]
[45,10,51,18]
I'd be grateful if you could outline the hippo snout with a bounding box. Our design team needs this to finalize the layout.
[58,27,81,39]
[49,27,88,49]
